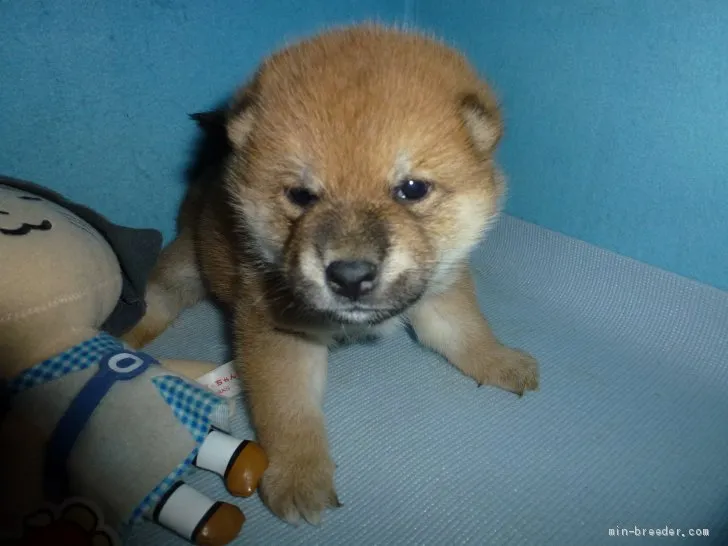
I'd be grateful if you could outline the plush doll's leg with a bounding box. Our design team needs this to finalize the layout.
[151,481,244,546]
[195,430,269,497]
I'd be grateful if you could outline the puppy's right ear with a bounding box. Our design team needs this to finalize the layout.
[460,86,503,155]
[226,75,260,149]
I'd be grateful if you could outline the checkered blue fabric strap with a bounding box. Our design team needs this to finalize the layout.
[40,336,158,502]
[7,332,121,395]
[6,332,228,525]
[129,376,226,522]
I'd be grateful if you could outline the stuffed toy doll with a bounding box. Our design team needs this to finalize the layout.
[0,176,267,546]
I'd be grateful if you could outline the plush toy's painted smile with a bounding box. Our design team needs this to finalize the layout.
[0,194,53,236]
[0,214,53,236]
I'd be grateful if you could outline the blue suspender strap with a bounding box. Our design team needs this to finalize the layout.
[44,349,158,501]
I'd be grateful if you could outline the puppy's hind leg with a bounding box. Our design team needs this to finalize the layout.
[122,229,205,348]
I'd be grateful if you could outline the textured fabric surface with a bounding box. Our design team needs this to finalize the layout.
[7,332,119,394]
[126,215,728,546]
[131,375,229,523]
[5,331,231,527]
[151,375,225,444]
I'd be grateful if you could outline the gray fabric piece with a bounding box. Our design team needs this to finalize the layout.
[126,215,728,546]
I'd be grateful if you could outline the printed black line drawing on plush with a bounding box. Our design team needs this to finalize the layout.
[0,219,52,236]
[0,195,52,236]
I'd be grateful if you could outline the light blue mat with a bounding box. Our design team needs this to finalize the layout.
[127,215,728,546]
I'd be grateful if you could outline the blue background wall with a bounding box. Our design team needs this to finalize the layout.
[0,0,406,236]
[414,0,728,291]
[1,1,726,291]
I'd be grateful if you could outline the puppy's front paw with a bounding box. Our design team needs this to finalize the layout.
[260,450,339,525]
[468,346,539,396]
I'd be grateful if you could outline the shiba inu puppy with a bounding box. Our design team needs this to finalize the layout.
[124,23,538,524]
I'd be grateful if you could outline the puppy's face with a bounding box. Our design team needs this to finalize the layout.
[224,26,505,325]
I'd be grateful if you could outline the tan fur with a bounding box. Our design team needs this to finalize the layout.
[124,23,538,524]
[407,266,538,394]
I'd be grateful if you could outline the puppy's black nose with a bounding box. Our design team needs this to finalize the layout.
[325,260,377,300]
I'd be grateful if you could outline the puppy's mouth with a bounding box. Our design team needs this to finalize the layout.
[289,266,428,326]
[288,236,431,326]
[324,305,402,325]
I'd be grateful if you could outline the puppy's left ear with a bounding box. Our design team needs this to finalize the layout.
[460,87,503,155]
[189,110,228,132]
[226,73,262,149]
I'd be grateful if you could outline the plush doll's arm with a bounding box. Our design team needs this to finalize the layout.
[158,359,219,381]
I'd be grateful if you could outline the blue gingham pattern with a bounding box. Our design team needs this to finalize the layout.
[129,450,200,523]
[151,375,223,445]
[7,331,227,525]
[129,375,225,522]
[7,332,121,395]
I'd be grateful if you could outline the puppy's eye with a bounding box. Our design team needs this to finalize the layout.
[19,195,42,201]
[286,187,319,208]
[394,179,431,202]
